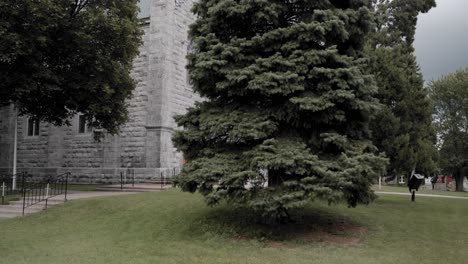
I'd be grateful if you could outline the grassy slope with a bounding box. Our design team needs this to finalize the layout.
[0,190,466,264]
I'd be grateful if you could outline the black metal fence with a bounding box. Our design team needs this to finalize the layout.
[158,167,181,189]
[21,172,69,215]
[118,167,180,190]
[120,169,135,190]
[1,167,182,206]
[0,172,69,215]
[1,173,23,205]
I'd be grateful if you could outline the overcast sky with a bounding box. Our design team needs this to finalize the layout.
[414,0,468,83]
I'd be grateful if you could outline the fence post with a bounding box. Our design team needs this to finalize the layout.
[45,183,50,209]
[160,172,163,190]
[120,171,123,190]
[64,172,69,202]
[22,172,26,216]
[1,180,5,205]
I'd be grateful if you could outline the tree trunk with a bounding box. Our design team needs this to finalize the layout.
[406,169,415,191]
[454,170,465,192]
[267,170,284,187]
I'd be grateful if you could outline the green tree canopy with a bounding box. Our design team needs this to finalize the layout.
[428,68,468,191]
[0,0,142,135]
[366,0,438,178]
[174,0,387,220]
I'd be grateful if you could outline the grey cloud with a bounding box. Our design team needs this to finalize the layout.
[414,0,468,82]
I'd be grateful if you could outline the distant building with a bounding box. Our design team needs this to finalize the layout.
[0,0,198,182]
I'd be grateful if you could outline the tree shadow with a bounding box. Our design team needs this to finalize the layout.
[189,203,368,247]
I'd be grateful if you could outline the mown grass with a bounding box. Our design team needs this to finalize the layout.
[0,194,21,205]
[0,190,466,264]
[373,184,468,197]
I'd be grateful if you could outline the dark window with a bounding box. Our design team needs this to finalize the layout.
[27,118,40,136]
[78,115,92,134]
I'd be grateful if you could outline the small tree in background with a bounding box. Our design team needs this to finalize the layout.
[0,0,142,136]
[174,0,387,221]
[428,68,468,191]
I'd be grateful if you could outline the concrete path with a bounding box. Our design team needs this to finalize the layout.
[376,191,468,200]
[0,190,142,220]
[96,183,171,192]
[61,190,139,200]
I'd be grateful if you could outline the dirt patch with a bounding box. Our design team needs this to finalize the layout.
[295,222,368,247]
[205,206,368,248]
[265,221,367,248]
[233,216,368,248]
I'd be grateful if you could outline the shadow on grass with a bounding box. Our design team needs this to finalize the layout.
[189,204,367,247]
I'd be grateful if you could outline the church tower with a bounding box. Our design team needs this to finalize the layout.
[0,0,197,182]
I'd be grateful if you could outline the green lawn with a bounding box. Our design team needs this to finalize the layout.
[1,194,20,205]
[373,184,468,197]
[0,190,466,264]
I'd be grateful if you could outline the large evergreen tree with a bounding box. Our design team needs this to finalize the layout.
[0,0,142,135]
[174,0,387,220]
[428,68,468,191]
[366,0,438,180]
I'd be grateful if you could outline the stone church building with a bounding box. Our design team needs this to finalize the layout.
[0,0,198,182]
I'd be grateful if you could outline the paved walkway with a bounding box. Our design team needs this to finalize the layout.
[376,191,468,200]
[96,183,171,192]
[61,190,139,200]
[0,190,147,220]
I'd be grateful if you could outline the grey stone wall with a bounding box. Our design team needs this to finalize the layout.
[144,0,197,170]
[0,105,15,171]
[0,0,197,182]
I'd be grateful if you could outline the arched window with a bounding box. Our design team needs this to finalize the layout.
[27,118,40,136]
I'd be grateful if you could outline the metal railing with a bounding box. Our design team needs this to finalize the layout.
[117,167,180,190]
[120,169,135,190]
[21,172,69,215]
[159,167,181,189]
[1,172,25,205]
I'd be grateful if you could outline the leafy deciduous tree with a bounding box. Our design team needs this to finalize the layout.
[428,68,468,191]
[0,0,142,135]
